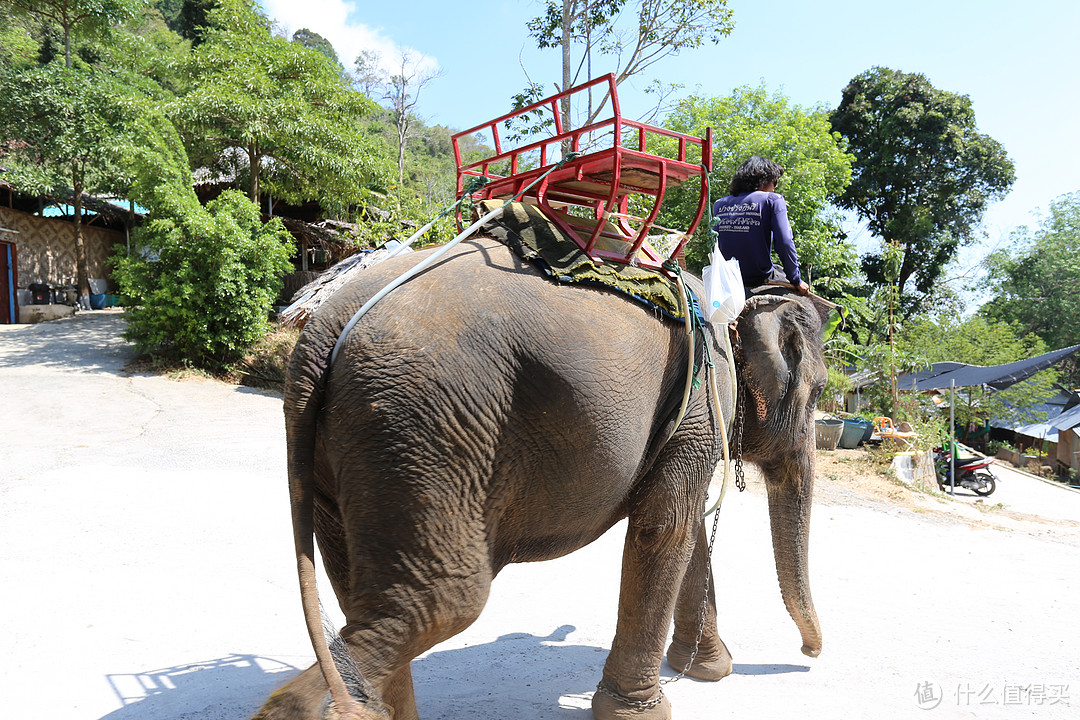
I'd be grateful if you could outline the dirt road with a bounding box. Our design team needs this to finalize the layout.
[2,311,1077,719]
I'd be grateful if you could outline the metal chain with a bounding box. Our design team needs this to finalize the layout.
[662,495,723,686]
[594,683,666,710]
[734,387,747,492]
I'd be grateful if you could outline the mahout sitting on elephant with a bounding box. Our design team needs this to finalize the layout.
[251,234,827,720]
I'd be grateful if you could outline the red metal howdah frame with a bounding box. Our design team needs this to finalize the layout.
[452,74,713,273]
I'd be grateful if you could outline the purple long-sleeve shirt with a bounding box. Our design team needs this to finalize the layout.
[712,191,801,286]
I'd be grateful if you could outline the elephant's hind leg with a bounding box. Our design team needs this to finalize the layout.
[380,664,419,720]
[666,523,733,681]
[337,533,494,720]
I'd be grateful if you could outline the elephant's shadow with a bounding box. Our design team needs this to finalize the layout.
[98,628,809,719]
[96,627,601,719]
[411,624,601,718]
[409,625,809,716]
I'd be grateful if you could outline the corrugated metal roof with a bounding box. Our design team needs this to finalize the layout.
[990,387,1080,441]
[1011,422,1059,442]
[1051,404,1080,431]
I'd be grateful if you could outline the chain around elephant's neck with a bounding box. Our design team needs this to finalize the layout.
[735,388,747,492]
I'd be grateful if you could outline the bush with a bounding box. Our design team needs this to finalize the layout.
[113,190,294,368]
[819,364,853,414]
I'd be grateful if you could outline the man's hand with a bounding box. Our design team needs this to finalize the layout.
[795,281,811,296]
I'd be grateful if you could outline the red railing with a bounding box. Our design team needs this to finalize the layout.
[451,74,713,270]
[453,74,710,194]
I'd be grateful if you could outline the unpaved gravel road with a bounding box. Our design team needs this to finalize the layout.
[2,311,1078,720]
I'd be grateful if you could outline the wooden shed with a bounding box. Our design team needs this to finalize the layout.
[0,179,133,322]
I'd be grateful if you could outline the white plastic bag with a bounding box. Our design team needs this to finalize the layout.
[701,244,745,324]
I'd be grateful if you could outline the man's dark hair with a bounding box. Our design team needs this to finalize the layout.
[728,156,785,195]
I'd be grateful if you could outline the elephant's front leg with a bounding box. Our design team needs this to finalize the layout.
[593,497,698,720]
[666,522,733,680]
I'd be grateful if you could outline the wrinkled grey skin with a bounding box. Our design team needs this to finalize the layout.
[251,239,826,720]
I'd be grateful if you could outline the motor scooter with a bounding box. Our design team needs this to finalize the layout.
[933,447,998,496]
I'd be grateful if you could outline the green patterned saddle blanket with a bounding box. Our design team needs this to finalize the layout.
[477,201,690,321]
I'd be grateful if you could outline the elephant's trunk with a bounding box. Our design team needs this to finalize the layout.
[763,449,822,658]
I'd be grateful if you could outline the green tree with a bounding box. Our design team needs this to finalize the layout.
[830,67,1015,310]
[897,313,1057,430]
[175,0,214,41]
[151,0,184,30]
[393,118,491,223]
[0,8,38,69]
[661,84,858,290]
[291,27,342,74]
[1,0,139,66]
[112,107,293,367]
[172,0,389,214]
[0,63,136,305]
[118,4,190,95]
[521,0,733,131]
[982,191,1080,385]
[0,0,142,306]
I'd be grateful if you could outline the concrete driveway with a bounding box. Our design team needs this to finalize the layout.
[2,310,1078,719]
[939,457,1080,523]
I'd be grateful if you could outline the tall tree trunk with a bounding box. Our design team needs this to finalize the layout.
[250,145,260,203]
[889,282,898,409]
[397,115,407,196]
[560,0,572,157]
[585,1,593,121]
[72,166,90,308]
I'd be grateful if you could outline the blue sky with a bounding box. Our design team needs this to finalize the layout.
[261,0,1080,266]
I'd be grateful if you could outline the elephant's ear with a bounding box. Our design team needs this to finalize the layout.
[800,294,848,342]
[804,296,834,337]
[736,295,826,429]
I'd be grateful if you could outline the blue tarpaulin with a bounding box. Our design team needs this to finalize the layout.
[41,199,149,218]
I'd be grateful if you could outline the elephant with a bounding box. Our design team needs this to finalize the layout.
[251,235,827,720]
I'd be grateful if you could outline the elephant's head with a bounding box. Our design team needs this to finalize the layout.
[735,293,828,658]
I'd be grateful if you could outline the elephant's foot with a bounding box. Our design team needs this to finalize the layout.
[249,664,391,720]
[327,700,391,720]
[665,638,733,681]
[591,684,671,720]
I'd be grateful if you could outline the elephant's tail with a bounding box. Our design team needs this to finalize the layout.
[323,610,391,716]
[286,335,381,718]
